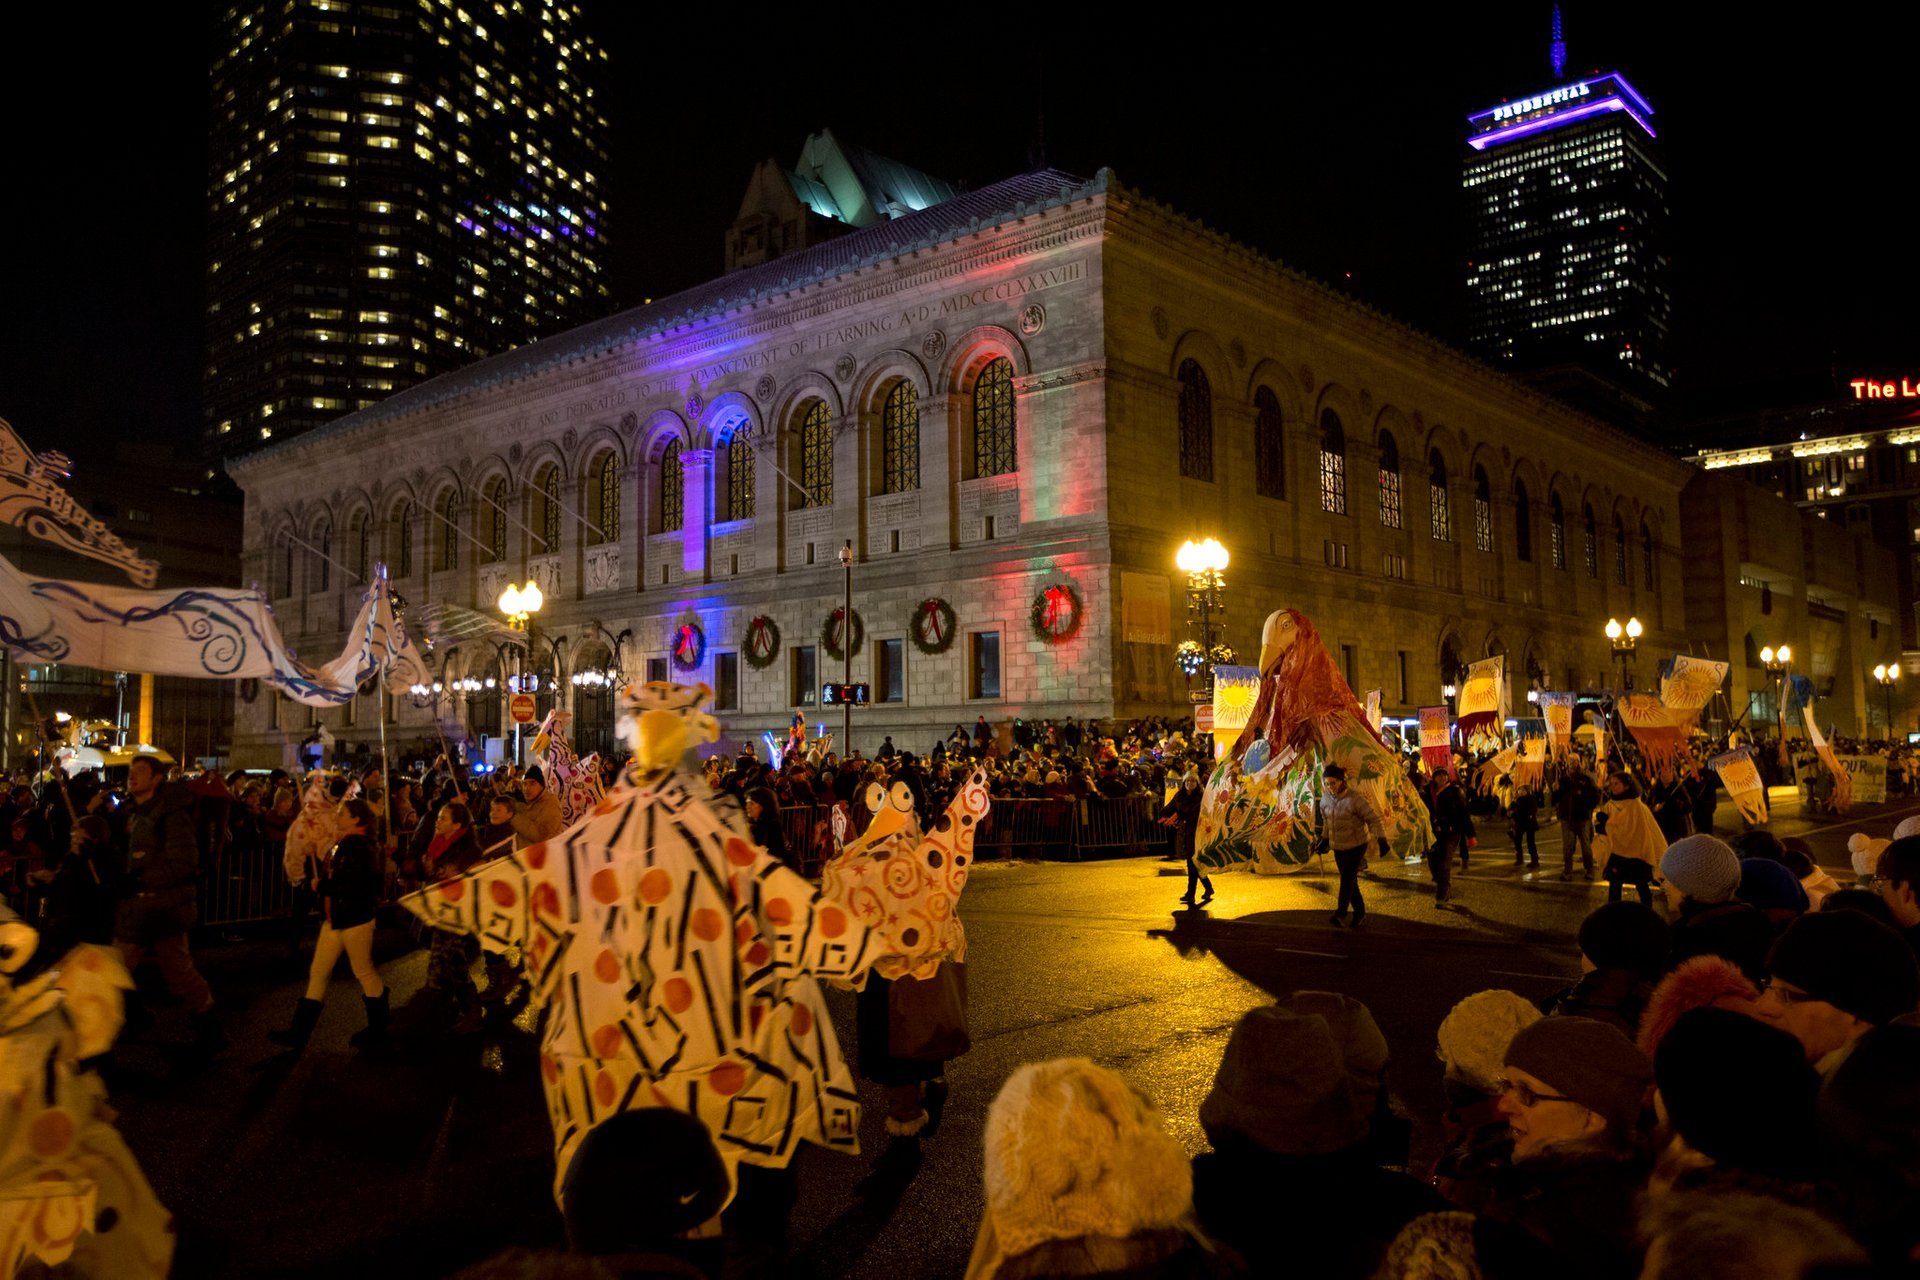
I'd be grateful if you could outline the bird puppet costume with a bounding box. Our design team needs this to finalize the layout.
[401,680,986,1207]
[1197,608,1433,871]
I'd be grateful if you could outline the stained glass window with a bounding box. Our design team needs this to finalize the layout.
[727,432,754,521]
[1177,359,1213,481]
[799,402,832,508]
[660,439,684,531]
[1319,410,1347,515]
[973,358,1016,477]
[1377,430,1401,528]
[594,453,619,544]
[881,382,920,494]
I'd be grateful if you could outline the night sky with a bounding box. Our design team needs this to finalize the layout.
[4,2,1914,473]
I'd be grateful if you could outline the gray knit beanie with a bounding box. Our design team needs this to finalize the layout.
[1660,834,1742,904]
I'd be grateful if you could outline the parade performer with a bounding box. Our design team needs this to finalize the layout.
[821,774,980,1134]
[1196,608,1432,873]
[531,708,606,828]
[0,905,171,1279]
[399,680,987,1208]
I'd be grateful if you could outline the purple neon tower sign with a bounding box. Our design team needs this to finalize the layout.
[1466,72,1655,151]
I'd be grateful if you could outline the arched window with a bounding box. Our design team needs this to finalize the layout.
[1176,359,1213,481]
[797,402,832,508]
[1612,514,1628,585]
[483,477,507,563]
[532,464,560,554]
[725,431,755,522]
[1429,450,1452,542]
[1473,467,1493,552]
[973,357,1016,477]
[1513,480,1532,562]
[1377,430,1402,528]
[1550,493,1566,570]
[1641,516,1656,590]
[314,520,331,591]
[1319,410,1347,514]
[438,490,459,571]
[881,381,920,494]
[660,439,684,531]
[396,505,414,579]
[349,512,368,581]
[1583,504,1598,578]
[591,453,620,544]
[1254,387,1284,499]
[275,532,294,597]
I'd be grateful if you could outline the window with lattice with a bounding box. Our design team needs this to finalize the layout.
[660,439,684,531]
[1550,494,1566,569]
[594,454,620,544]
[484,478,507,562]
[973,358,1016,477]
[1177,359,1213,481]
[1584,506,1598,578]
[1377,430,1402,528]
[881,382,920,494]
[351,515,368,580]
[1641,518,1656,590]
[1613,515,1628,585]
[534,465,560,554]
[438,490,458,570]
[1319,410,1347,515]
[397,506,413,578]
[1473,468,1492,552]
[1514,481,1532,562]
[1429,452,1452,542]
[315,522,331,590]
[1253,387,1284,498]
[798,403,832,507]
[727,433,754,521]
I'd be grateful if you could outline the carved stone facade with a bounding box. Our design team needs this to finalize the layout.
[230,168,1870,765]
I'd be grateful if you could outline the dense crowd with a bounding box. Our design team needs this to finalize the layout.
[7,713,1920,1280]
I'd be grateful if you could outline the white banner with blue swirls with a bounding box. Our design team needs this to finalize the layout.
[0,557,427,706]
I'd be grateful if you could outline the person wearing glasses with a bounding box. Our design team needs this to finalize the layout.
[1382,1015,1654,1278]
[1757,909,1920,1075]
[1871,836,1920,961]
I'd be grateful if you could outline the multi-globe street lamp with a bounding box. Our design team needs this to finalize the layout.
[1604,615,1642,691]
[1761,644,1792,767]
[1873,661,1900,740]
[1175,538,1231,706]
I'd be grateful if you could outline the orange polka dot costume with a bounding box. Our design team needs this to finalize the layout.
[400,681,986,1208]
[0,912,172,1279]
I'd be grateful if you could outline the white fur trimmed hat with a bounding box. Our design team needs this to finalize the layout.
[1437,989,1543,1095]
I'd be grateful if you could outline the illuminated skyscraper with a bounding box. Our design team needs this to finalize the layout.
[204,0,610,457]
[1463,62,1672,422]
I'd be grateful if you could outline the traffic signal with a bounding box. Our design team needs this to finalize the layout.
[820,682,871,706]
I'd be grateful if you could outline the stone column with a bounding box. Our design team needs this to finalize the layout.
[681,449,713,582]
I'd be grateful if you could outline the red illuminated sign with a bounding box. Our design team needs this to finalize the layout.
[1851,379,1920,399]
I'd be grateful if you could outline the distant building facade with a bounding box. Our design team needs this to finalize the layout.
[231,155,1883,767]
[204,0,611,459]
[1464,71,1672,423]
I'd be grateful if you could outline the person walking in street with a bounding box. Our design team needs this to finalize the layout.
[1554,767,1601,881]
[1319,764,1387,927]
[1593,771,1663,904]
[269,799,389,1052]
[115,753,224,1058]
[1509,783,1542,871]
[1161,768,1209,906]
[1423,771,1473,906]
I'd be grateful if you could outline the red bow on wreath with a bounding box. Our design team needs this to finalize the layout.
[922,599,945,645]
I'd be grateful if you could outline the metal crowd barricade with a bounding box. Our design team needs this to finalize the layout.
[199,841,296,927]
[758,796,1173,867]
[1073,795,1175,859]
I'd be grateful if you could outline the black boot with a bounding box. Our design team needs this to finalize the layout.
[268,998,324,1052]
[189,1008,228,1057]
[350,990,389,1048]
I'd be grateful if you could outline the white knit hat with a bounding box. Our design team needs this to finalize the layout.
[1893,816,1920,841]
[1850,832,1893,879]
[1436,990,1543,1095]
[973,1059,1193,1270]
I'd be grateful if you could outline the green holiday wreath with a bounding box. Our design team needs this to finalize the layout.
[822,607,864,661]
[742,615,781,669]
[1031,583,1083,645]
[910,597,958,655]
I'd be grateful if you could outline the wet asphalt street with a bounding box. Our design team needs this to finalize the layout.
[109,790,1913,1279]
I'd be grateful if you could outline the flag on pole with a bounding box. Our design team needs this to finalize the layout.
[1539,692,1576,759]
[1418,706,1452,776]
[1457,655,1507,738]
[0,418,159,586]
[1803,706,1854,812]
[1710,747,1769,825]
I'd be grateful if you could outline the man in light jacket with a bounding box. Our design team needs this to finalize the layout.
[1320,764,1388,927]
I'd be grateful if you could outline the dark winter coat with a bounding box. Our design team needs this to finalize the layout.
[319,832,383,930]
[114,781,203,944]
[1668,898,1777,983]
[1448,1143,1651,1280]
[1193,1141,1447,1280]
[1539,966,1654,1040]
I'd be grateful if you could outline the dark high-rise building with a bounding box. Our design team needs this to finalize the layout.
[1463,65,1672,424]
[204,0,610,458]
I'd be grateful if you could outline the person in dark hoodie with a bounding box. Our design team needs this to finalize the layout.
[1659,834,1776,982]
[1192,1005,1446,1279]
[1541,901,1669,1038]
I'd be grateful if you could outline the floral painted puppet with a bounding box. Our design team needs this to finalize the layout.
[531,707,606,827]
[0,906,171,1279]
[1197,608,1432,872]
[400,681,986,1208]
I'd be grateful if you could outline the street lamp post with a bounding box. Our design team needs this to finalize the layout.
[1873,662,1900,741]
[1604,616,1642,691]
[499,579,545,766]
[1175,538,1231,705]
[837,541,853,758]
[1760,644,1792,770]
